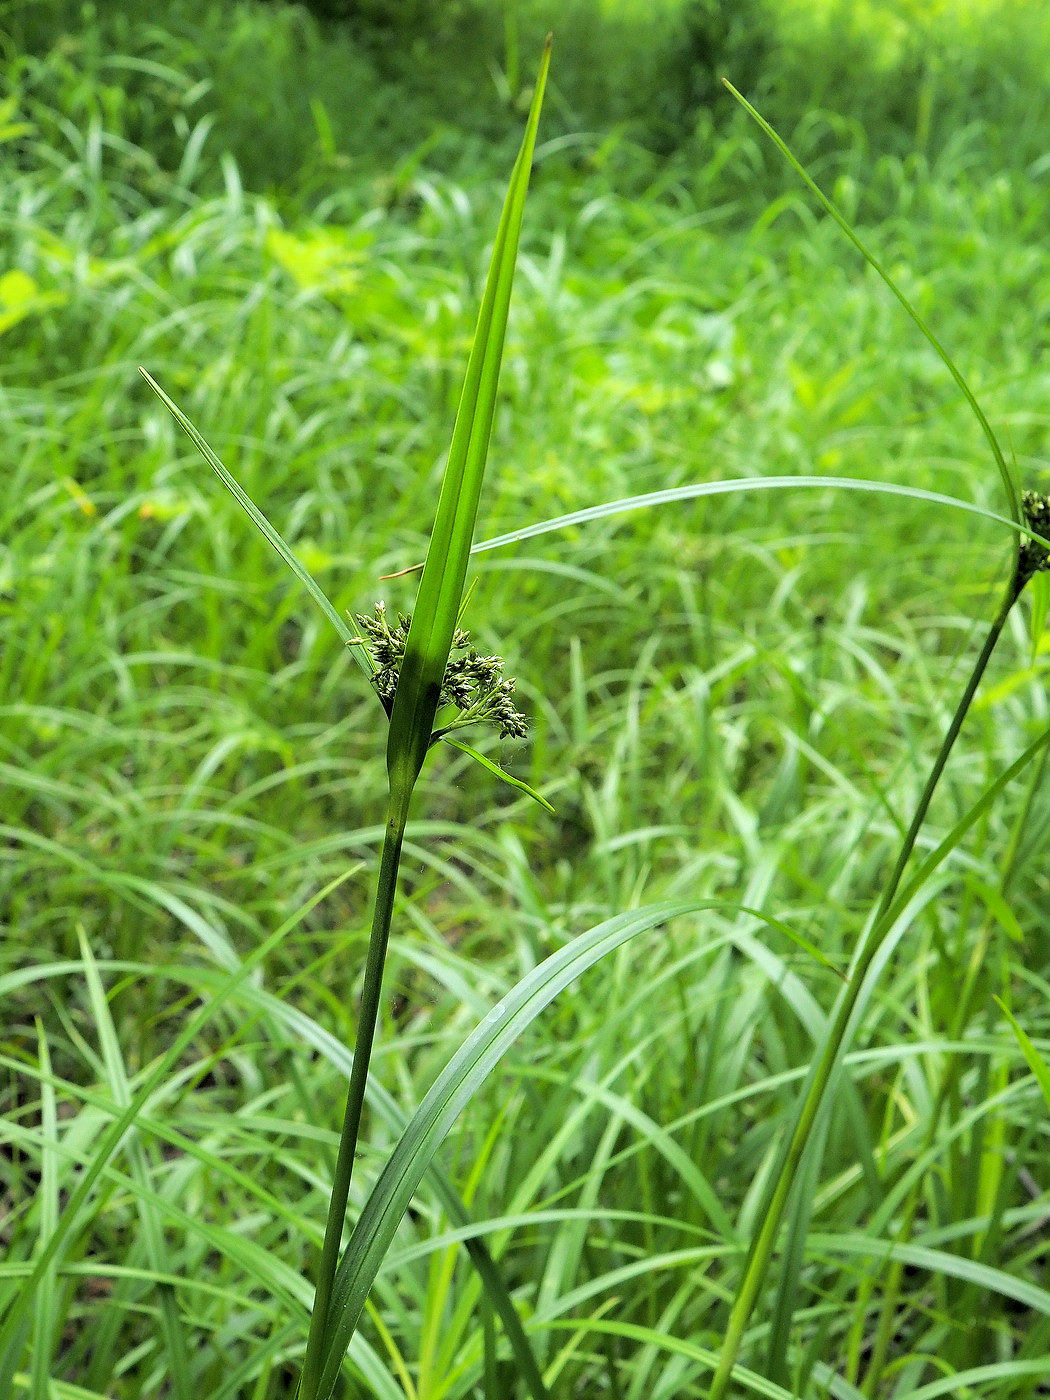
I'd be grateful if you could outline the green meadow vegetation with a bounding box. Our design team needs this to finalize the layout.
[6,0,1050,1396]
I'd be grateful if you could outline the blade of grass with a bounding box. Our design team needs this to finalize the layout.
[722,79,1019,524]
[28,1022,57,1400]
[443,736,555,812]
[469,477,1045,558]
[137,367,358,651]
[316,900,707,1400]
[996,999,1050,1114]
[1030,573,1050,659]
[386,36,551,800]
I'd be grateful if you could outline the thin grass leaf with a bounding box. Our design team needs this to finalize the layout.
[482,1298,498,1400]
[1030,572,1050,661]
[996,998,1050,1114]
[29,1021,57,1400]
[443,736,554,811]
[889,725,1050,929]
[968,879,1025,944]
[545,1318,797,1400]
[763,1107,831,1388]
[138,367,359,651]
[735,905,847,980]
[469,477,1044,558]
[386,38,551,798]
[810,1233,1050,1315]
[722,79,1019,524]
[316,899,705,1399]
[904,1359,1050,1400]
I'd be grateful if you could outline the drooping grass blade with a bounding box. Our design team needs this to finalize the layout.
[469,477,1039,558]
[138,367,358,651]
[722,79,1019,525]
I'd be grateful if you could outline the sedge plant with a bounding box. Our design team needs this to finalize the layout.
[699,88,1050,1399]
[133,39,553,1400]
[270,44,551,1400]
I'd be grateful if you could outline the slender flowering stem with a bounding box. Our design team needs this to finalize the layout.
[297,612,532,1400]
[853,500,1050,1391]
[707,549,1038,1399]
[857,754,1050,1394]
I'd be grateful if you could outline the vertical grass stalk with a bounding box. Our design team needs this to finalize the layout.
[296,41,550,1400]
[855,748,1050,1393]
[707,521,1049,1398]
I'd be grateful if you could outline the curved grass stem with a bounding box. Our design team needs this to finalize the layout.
[857,734,1050,1393]
[707,576,1023,1400]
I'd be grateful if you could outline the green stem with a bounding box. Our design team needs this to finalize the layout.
[857,731,1050,1393]
[707,578,1021,1400]
[298,787,412,1400]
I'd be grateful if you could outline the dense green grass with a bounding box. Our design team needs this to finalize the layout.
[6,4,1050,1397]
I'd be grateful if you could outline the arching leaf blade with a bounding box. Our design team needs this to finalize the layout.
[722,80,1019,524]
[316,899,706,1398]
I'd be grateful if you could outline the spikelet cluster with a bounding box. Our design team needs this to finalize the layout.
[1018,490,1050,584]
[349,602,528,740]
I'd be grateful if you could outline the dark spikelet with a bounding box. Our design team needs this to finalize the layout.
[349,603,528,740]
[1018,490,1050,583]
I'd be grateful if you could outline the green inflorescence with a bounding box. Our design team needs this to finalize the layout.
[350,601,528,740]
[1018,489,1050,583]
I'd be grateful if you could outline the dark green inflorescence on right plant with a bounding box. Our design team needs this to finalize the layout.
[1018,489,1050,585]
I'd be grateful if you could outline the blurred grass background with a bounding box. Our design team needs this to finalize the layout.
[5,1,1050,1395]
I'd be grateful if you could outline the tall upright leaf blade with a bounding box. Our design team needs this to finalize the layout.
[29,1022,57,1400]
[386,39,551,799]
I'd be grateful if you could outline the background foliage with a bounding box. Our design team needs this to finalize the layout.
[5,1,1050,1396]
